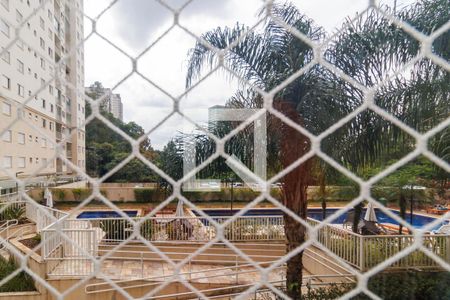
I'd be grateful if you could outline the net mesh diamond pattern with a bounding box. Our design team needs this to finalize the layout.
[0,0,449,299]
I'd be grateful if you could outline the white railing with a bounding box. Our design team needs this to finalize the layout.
[84,257,288,294]
[361,234,449,270]
[0,219,19,250]
[0,192,21,202]
[308,218,450,271]
[35,206,69,232]
[80,215,285,242]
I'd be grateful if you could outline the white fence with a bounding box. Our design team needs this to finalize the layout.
[308,218,450,271]
[82,215,285,242]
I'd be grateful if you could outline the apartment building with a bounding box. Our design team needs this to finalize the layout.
[109,92,123,121]
[85,86,124,121]
[0,0,85,181]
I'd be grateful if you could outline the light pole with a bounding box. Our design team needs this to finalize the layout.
[229,177,235,212]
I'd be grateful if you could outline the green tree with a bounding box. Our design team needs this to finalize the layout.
[157,140,183,191]
[84,82,156,181]
[185,1,448,298]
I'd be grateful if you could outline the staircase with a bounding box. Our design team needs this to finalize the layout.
[97,241,286,265]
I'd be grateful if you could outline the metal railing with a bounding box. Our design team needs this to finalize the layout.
[36,205,69,232]
[81,215,285,243]
[0,219,18,250]
[308,218,450,271]
[84,258,288,294]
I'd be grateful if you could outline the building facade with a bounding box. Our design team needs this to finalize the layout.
[85,86,123,121]
[109,92,123,121]
[0,0,85,181]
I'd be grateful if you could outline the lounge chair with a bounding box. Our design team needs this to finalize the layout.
[360,220,386,235]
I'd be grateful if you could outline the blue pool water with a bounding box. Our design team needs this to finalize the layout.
[77,210,138,219]
[193,208,446,229]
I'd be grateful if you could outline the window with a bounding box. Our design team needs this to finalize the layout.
[40,58,45,69]
[41,138,46,148]
[2,102,11,116]
[41,78,45,87]
[16,10,22,23]
[28,134,32,142]
[3,156,12,169]
[29,157,32,163]
[49,85,53,95]
[1,75,10,89]
[0,19,9,37]
[1,0,8,11]
[18,157,25,168]
[17,84,24,97]
[48,47,53,58]
[17,132,25,144]
[50,104,54,113]
[42,118,46,128]
[40,17,44,30]
[2,130,11,142]
[35,158,39,164]
[1,48,10,63]
[40,38,45,49]
[17,59,24,73]
[49,122,53,130]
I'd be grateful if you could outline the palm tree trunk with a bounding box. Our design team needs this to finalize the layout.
[352,203,363,233]
[277,101,311,299]
[319,170,327,220]
[399,192,406,235]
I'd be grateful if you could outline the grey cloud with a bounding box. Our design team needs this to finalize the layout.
[109,0,231,49]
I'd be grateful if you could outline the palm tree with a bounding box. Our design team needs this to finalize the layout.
[185,1,448,298]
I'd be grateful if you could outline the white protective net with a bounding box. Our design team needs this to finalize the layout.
[0,0,449,299]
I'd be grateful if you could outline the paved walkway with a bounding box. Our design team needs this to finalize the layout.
[49,259,295,284]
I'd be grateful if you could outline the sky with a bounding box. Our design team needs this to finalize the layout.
[82,0,415,150]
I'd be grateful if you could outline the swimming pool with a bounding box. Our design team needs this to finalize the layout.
[77,210,138,219]
[193,208,446,229]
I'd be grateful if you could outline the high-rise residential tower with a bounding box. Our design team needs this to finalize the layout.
[85,85,123,121]
[0,0,85,182]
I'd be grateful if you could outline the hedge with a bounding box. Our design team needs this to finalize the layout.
[134,188,165,203]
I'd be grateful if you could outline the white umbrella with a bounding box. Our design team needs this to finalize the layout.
[364,202,378,222]
[175,199,184,217]
[45,188,53,208]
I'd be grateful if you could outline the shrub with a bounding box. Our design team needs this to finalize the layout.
[53,189,66,201]
[134,188,163,203]
[100,219,133,241]
[139,219,155,240]
[0,256,35,292]
[0,206,25,222]
[72,188,91,201]
[268,272,450,300]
